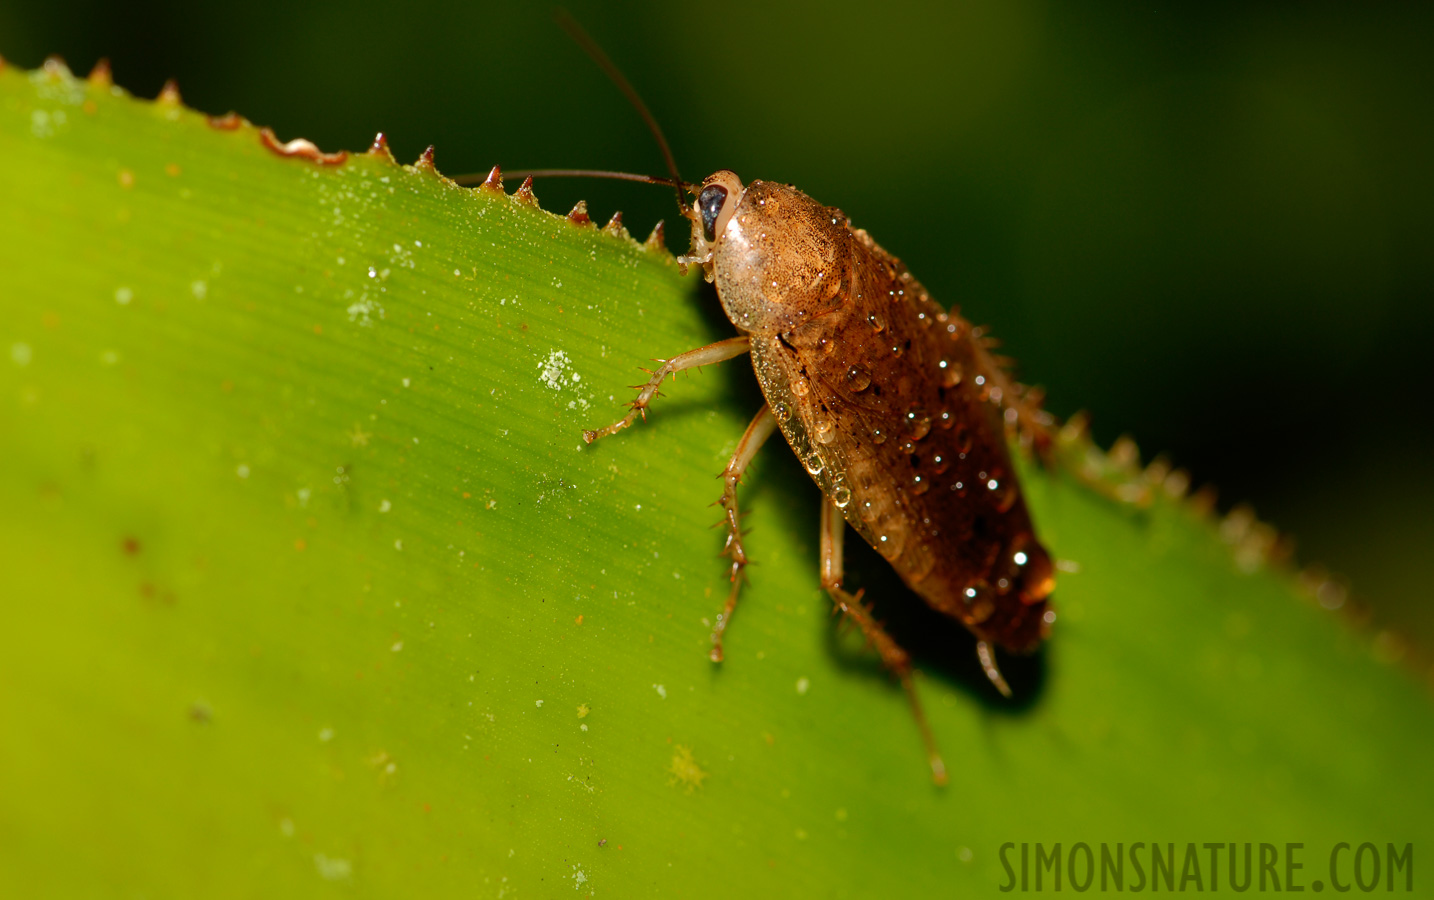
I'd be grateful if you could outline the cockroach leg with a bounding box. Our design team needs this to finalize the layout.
[819,499,949,787]
[975,639,1013,699]
[709,404,779,662]
[970,335,1055,459]
[582,336,752,444]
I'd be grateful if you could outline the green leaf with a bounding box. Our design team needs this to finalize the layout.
[2,60,1429,897]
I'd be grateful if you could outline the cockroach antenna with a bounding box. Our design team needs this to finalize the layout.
[551,9,689,213]
[453,12,697,227]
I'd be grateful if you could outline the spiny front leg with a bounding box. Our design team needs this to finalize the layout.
[709,404,777,663]
[582,336,752,443]
[819,499,948,787]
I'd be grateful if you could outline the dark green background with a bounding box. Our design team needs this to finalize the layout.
[4,0,1430,648]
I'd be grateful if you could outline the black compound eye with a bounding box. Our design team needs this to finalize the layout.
[697,185,729,242]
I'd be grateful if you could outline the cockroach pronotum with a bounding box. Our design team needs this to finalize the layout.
[514,15,1059,784]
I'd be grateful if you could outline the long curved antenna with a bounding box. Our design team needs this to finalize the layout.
[554,9,689,213]
[453,168,693,190]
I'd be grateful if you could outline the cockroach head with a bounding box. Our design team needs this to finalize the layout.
[681,170,745,278]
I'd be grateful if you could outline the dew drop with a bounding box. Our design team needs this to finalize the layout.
[911,475,930,495]
[962,581,995,623]
[871,429,887,445]
[831,481,852,508]
[845,365,872,392]
[904,408,932,440]
[802,450,824,475]
[940,359,963,387]
[867,312,886,333]
[891,343,905,359]
[814,416,836,444]
[792,377,810,398]
[772,401,791,422]
[931,454,950,474]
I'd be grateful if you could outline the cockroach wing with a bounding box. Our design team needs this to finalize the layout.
[752,228,1053,653]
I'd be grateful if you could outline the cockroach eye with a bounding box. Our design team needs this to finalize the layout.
[697,185,728,242]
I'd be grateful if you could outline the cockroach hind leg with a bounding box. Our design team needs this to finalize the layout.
[976,640,1014,699]
[707,406,778,663]
[820,500,947,785]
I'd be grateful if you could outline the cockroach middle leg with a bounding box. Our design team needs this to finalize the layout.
[708,404,778,663]
[582,336,752,444]
[819,499,949,786]
[969,329,1056,458]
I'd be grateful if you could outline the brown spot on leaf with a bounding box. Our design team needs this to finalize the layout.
[87,58,112,88]
[207,112,245,130]
[42,55,71,79]
[367,132,395,163]
[122,537,141,555]
[602,211,628,238]
[644,219,670,256]
[513,176,538,206]
[258,128,348,165]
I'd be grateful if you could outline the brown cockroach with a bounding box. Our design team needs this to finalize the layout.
[526,16,1058,784]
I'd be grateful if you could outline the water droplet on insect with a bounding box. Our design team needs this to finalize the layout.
[891,343,905,359]
[937,409,954,430]
[904,408,932,440]
[931,454,950,474]
[845,365,872,392]
[814,416,836,444]
[940,359,963,387]
[876,533,902,561]
[867,312,885,333]
[792,377,810,397]
[802,450,824,475]
[831,480,852,508]
[962,581,995,623]
[821,337,837,355]
[871,429,887,445]
[772,401,791,422]
[911,475,930,495]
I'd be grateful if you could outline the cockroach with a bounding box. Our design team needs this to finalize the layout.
[520,16,1058,784]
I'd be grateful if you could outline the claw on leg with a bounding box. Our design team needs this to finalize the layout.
[582,336,751,444]
[976,640,1013,698]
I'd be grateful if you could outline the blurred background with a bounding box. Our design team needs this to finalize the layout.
[3,0,1430,647]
